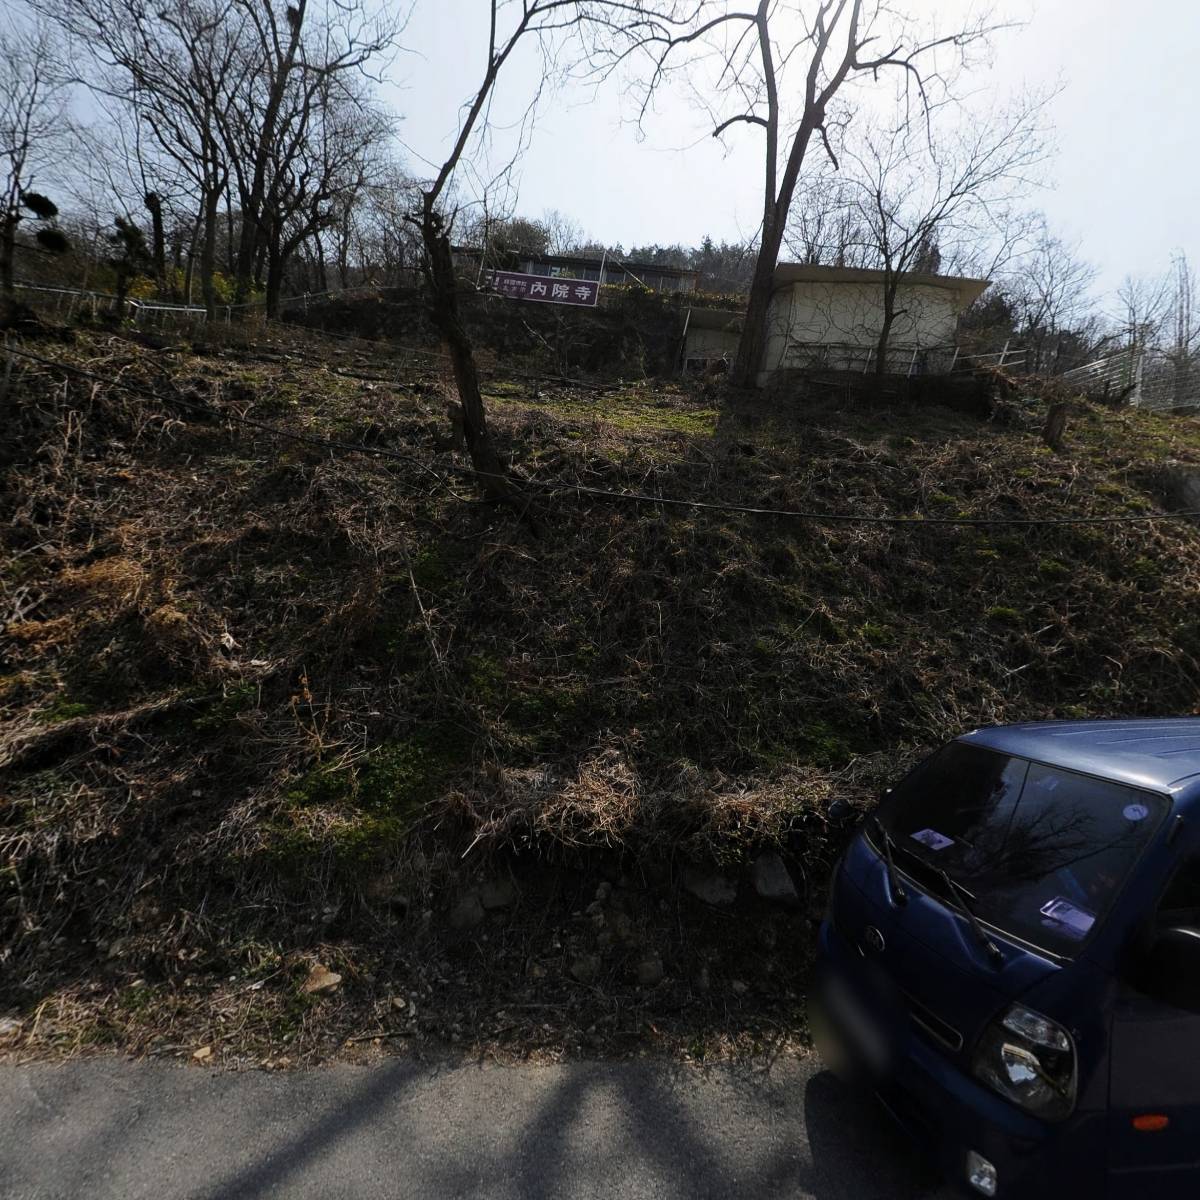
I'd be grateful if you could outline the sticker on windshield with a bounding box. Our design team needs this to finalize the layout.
[1040,897,1096,939]
[910,828,954,851]
[1123,803,1151,823]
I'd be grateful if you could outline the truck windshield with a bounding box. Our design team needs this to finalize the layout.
[875,742,1170,957]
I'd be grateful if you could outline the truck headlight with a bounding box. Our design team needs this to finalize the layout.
[971,1003,1077,1121]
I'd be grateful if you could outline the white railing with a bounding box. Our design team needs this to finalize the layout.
[950,344,1028,373]
[13,281,210,325]
[779,340,1006,377]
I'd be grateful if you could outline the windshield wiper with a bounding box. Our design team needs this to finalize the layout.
[938,869,1003,965]
[871,817,907,906]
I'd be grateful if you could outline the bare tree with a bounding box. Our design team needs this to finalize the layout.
[607,1,1000,388]
[0,19,71,298]
[1007,216,1097,373]
[250,69,392,314]
[1114,272,1170,352]
[783,168,866,266]
[39,0,245,317]
[411,0,690,504]
[839,94,1048,373]
[540,207,586,255]
[220,0,398,306]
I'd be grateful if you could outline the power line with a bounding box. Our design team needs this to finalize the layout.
[7,341,1200,529]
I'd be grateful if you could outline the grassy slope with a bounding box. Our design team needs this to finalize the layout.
[3,324,1200,1063]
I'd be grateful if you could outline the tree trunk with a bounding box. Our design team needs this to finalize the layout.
[421,205,519,506]
[730,242,781,389]
[316,237,328,293]
[253,238,267,289]
[0,215,16,298]
[199,187,220,321]
[233,5,306,303]
[873,312,897,376]
[874,280,901,376]
[265,241,284,318]
[144,192,167,296]
[183,208,202,308]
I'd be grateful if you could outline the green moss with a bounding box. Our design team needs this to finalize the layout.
[357,728,460,812]
[286,726,458,815]
[192,682,258,731]
[800,721,859,767]
[285,762,355,809]
[1037,558,1070,579]
[856,621,896,647]
[757,719,860,770]
[466,653,506,705]
[36,697,93,724]
[985,606,1022,625]
[1127,556,1161,583]
[269,727,459,874]
[409,544,452,592]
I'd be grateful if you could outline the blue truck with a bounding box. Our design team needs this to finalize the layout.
[812,719,1200,1198]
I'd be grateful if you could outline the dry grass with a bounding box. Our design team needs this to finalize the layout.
[4,322,1200,1064]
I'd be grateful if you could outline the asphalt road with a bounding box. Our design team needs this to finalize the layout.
[0,1053,955,1199]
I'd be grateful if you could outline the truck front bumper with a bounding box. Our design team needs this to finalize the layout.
[812,918,1105,1199]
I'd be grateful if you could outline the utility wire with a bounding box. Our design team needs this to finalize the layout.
[7,342,1200,529]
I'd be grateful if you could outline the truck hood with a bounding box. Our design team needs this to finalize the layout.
[838,833,1061,1063]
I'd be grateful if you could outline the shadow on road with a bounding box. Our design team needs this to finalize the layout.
[4,1055,949,1199]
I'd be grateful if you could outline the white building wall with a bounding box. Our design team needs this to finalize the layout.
[684,325,740,361]
[760,280,963,383]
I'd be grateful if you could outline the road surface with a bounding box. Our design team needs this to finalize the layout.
[0,1052,954,1199]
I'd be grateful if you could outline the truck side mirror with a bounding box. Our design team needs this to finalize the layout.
[1145,926,1200,1011]
[826,797,860,829]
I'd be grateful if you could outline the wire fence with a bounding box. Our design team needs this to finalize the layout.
[1058,348,1200,412]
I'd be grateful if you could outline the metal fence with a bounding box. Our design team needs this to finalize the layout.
[13,281,210,327]
[1058,348,1200,412]
[1139,350,1200,412]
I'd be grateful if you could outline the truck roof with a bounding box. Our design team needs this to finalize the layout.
[961,719,1200,798]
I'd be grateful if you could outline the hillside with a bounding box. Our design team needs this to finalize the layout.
[3,322,1200,1065]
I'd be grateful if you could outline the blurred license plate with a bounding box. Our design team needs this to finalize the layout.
[822,971,890,1075]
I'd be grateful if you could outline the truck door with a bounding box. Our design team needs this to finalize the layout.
[1107,854,1200,1199]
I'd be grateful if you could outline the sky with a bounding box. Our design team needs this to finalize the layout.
[385,0,1200,303]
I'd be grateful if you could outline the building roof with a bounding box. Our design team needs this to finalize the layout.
[773,263,990,306]
[454,246,698,280]
[685,307,743,331]
[963,719,1200,796]
[535,252,698,280]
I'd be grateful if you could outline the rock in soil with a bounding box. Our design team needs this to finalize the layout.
[479,877,518,911]
[569,954,601,984]
[751,851,799,905]
[635,953,664,986]
[683,869,738,907]
[449,892,485,929]
[300,963,343,995]
[0,1017,23,1039]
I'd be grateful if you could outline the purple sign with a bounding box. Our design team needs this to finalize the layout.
[484,270,599,307]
